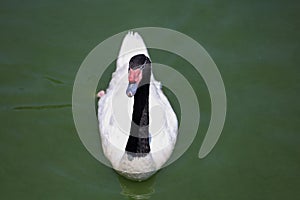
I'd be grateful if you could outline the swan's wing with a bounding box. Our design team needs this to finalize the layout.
[98,90,133,168]
[149,82,178,167]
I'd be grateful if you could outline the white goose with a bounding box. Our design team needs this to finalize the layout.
[97,31,178,181]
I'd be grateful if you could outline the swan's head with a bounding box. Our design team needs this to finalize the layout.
[126,54,151,97]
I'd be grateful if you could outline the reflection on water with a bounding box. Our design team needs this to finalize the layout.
[118,174,156,200]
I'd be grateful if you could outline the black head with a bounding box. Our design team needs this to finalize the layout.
[126,54,151,97]
[129,54,151,70]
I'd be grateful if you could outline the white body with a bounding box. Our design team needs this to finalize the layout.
[98,32,178,181]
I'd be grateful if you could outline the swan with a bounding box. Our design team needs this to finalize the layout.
[97,31,178,181]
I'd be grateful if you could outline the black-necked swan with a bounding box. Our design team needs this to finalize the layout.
[97,32,178,181]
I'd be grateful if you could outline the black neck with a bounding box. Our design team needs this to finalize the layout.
[125,66,151,156]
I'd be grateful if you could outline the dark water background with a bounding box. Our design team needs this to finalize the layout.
[0,0,299,199]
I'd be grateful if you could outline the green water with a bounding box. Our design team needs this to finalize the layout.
[1,0,299,199]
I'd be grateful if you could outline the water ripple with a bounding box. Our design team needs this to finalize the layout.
[13,104,71,110]
[44,76,64,84]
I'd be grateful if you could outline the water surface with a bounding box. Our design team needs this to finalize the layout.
[0,0,299,199]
